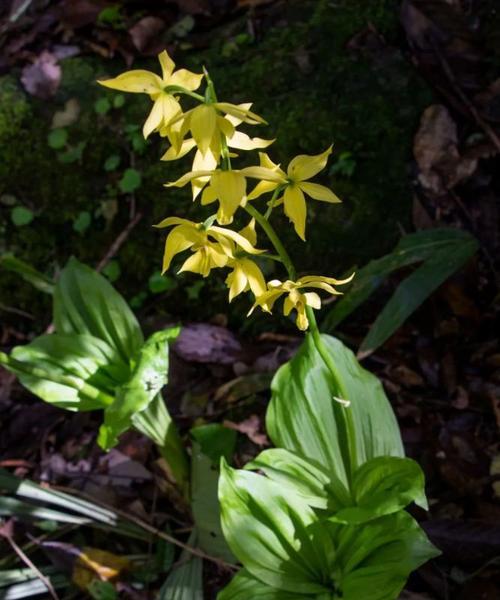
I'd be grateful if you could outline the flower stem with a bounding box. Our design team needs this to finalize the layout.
[244,206,358,481]
[164,86,205,102]
[264,187,282,220]
[220,134,232,171]
[243,204,296,280]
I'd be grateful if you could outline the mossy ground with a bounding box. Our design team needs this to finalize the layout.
[0,0,433,333]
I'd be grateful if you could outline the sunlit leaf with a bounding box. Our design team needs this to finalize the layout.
[8,333,127,411]
[54,257,143,362]
[267,334,403,486]
[99,327,179,449]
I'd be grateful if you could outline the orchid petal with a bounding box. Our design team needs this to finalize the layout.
[299,182,341,203]
[98,70,162,94]
[158,50,175,81]
[168,69,203,91]
[287,146,333,181]
[283,185,307,241]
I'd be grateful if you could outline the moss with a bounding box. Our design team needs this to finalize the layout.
[0,0,434,331]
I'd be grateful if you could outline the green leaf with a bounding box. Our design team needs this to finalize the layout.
[246,452,427,524]
[98,328,179,450]
[326,512,440,600]
[6,333,127,411]
[219,569,304,599]
[0,569,69,599]
[321,229,478,356]
[102,259,121,282]
[113,94,125,108]
[119,168,142,193]
[159,532,203,600]
[0,468,148,540]
[47,128,68,149]
[149,271,177,294]
[104,154,121,172]
[220,464,439,599]
[54,257,143,362]
[332,457,427,524]
[88,580,117,600]
[133,393,189,493]
[267,334,403,486]
[94,97,111,115]
[0,254,54,294]
[0,496,91,524]
[244,448,350,510]
[191,425,236,561]
[359,236,478,355]
[10,206,34,226]
[73,210,91,234]
[57,141,86,164]
[219,462,329,595]
[192,423,236,465]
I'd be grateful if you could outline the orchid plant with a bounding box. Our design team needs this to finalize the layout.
[0,50,439,599]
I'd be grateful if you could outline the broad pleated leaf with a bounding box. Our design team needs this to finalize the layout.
[332,457,428,524]
[98,328,179,449]
[218,569,305,599]
[8,334,127,411]
[244,448,350,510]
[159,532,203,600]
[191,424,236,562]
[133,393,189,493]
[218,462,331,595]
[54,257,143,362]
[246,452,427,524]
[267,334,403,486]
[219,464,439,599]
[327,512,440,600]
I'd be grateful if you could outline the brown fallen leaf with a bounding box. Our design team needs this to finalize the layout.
[413,105,477,195]
[60,0,106,29]
[129,16,166,55]
[51,98,81,129]
[224,415,268,446]
[20,51,61,99]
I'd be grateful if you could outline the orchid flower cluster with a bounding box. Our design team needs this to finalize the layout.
[99,51,353,330]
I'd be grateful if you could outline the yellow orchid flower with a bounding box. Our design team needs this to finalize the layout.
[160,105,273,200]
[223,220,267,301]
[249,274,354,331]
[166,102,267,158]
[98,50,202,139]
[242,147,341,240]
[161,103,274,163]
[165,169,247,225]
[226,258,267,302]
[154,217,264,277]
